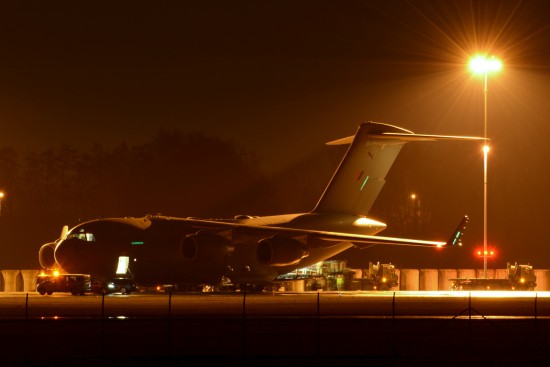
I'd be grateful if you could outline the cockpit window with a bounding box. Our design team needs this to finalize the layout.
[66,233,96,242]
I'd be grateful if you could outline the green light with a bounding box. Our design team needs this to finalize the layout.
[131,241,144,245]
[360,176,369,191]
[452,231,461,245]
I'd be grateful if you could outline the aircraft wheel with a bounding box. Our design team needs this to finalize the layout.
[38,289,46,296]
[47,290,53,295]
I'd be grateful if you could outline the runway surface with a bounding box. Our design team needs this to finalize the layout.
[3,290,550,318]
[2,290,549,366]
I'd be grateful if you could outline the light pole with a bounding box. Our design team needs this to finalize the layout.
[469,55,502,278]
[0,192,4,216]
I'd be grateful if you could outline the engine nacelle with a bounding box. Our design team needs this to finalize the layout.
[180,231,233,262]
[38,241,58,269]
[256,236,309,266]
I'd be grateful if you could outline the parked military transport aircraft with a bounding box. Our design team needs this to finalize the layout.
[39,121,479,289]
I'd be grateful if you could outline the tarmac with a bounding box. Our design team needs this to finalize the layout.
[2,291,549,366]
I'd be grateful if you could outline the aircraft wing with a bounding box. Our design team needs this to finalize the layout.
[196,215,468,249]
[308,215,467,248]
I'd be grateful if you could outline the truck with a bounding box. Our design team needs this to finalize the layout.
[351,262,399,291]
[449,262,537,291]
[36,273,92,295]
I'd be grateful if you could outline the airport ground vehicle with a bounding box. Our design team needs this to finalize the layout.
[36,273,91,295]
[352,262,399,290]
[91,277,138,294]
[274,259,399,291]
[449,262,537,290]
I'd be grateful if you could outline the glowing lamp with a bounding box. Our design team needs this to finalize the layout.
[469,55,503,75]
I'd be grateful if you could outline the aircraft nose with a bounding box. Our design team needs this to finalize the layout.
[54,237,85,273]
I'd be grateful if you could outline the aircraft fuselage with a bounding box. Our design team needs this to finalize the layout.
[53,214,359,286]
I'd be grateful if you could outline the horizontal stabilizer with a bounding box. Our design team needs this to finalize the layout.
[327,131,487,145]
[316,122,485,218]
[380,132,487,142]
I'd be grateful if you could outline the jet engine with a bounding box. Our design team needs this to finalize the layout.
[38,241,58,269]
[256,235,309,266]
[180,231,234,262]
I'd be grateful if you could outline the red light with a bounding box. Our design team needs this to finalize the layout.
[475,248,496,257]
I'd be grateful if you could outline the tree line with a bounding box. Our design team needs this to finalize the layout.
[0,130,283,222]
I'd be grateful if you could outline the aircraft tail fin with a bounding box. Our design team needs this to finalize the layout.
[313,121,483,216]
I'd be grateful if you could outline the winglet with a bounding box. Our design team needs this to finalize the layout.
[445,215,469,247]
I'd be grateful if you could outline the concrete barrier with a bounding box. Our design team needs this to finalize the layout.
[438,269,457,291]
[394,269,400,290]
[476,268,501,278]
[534,269,550,291]
[494,268,507,280]
[21,269,41,292]
[456,268,476,279]
[16,271,24,291]
[294,279,306,292]
[399,269,419,291]
[419,269,438,291]
[1,270,20,292]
